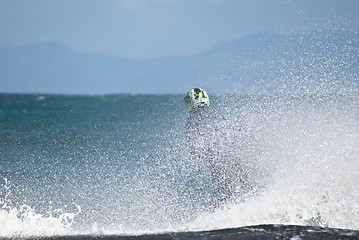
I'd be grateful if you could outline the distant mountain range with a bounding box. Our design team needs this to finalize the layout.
[1,31,358,94]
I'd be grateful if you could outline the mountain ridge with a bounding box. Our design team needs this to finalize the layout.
[1,31,358,94]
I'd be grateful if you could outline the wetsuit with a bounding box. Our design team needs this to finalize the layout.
[185,106,261,205]
[185,106,235,204]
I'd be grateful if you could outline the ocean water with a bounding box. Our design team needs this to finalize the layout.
[0,92,358,239]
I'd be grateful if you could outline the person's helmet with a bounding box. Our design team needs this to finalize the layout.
[184,88,210,112]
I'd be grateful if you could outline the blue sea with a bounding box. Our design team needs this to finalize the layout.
[0,92,358,239]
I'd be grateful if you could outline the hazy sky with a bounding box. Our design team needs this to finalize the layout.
[1,0,358,59]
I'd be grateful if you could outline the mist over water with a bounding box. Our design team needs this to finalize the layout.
[188,93,359,231]
[0,89,358,238]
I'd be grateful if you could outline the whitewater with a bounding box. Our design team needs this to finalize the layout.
[0,90,358,238]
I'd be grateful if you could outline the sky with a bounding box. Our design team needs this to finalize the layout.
[1,0,359,59]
